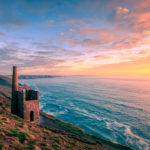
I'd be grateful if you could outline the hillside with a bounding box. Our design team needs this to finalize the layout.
[0,76,133,150]
[0,104,111,150]
[0,76,11,100]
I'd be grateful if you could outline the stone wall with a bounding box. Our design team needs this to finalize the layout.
[17,91,24,118]
[23,99,40,124]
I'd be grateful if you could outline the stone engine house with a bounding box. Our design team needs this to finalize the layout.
[11,66,39,124]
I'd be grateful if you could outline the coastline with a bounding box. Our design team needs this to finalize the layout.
[0,75,133,150]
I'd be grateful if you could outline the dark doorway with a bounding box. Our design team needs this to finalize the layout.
[30,111,34,121]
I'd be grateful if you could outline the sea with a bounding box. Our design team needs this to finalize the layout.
[20,76,150,150]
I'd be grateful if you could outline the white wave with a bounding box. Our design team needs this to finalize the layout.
[106,122,111,130]
[114,121,128,128]
[72,107,110,122]
[54,109,68,116]
[75,107,89,114]
[39,105,43,109]
[106,121,149,150]
[39,103,45,109]
[47,112,55,116]
[69,102,75,107]
[125,127,149,150]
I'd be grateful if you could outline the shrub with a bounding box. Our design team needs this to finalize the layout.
[7,129,19,137]
[0,143,4,149]
[14,144,22,150]
[52,143,59,150]
[1,118,6,121]
[53,137,59,143]
[23,144,34,150]
[5,104,11,108]
[7,129,28,144]
[18,122,24,128]
[40,143,47,146]
[18,132,28,143]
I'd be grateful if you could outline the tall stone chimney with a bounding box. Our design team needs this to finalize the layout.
[12,66,18,92]
[11,66,18,114]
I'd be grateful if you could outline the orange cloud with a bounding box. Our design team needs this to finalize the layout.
[94,54,112,59]
[84,56,150,75]
[143,30,150,35]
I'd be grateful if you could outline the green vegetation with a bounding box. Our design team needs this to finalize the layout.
[1,117,6,121]
[40,111,86,135]
[18,132,29,143]
[5,104,11,108]
[52,143,60,150]
[18,122,24,128]
[53,137,59,143]
[25,145,34,150]
[6,129,29,143]
[0,143,4,149]
[40,143,47,146]
[0,108,113,150]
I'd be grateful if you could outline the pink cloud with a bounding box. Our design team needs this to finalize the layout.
[133,12,150,30]
[112,2,150,32]
[94,54,112,59]
[61,38,79,47]
[134,0,150,11]
[114,7,130,20]
[138,50,150,55]
[60,1,150,57]
[0,32,4,35]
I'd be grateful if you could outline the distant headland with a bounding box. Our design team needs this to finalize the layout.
[19,75,62,79]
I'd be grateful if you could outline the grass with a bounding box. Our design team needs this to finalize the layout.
[5,104,11,108]
[47,127,56,132]
[18,132,28,143]
[1,118,6,121]
[0,143,4,150]
[53,137,59,143]
[18,122,24,128]
[40,111,85,136]
[6,129,29,143]
[22,144,35,150]
[52,143,60,150]
[40,143,47,146]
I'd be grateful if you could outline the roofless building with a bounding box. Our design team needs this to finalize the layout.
[11,66,39,124]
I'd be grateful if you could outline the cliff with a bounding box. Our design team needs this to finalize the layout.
[0,75,133,150]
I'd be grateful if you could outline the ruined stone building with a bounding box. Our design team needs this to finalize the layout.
[11,66,39,124]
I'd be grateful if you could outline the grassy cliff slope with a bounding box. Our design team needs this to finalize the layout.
[0,76,133,150]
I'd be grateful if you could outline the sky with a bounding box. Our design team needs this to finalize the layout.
[0,0,150,75]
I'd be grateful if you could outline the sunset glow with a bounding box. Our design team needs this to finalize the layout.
[0,0,150,75]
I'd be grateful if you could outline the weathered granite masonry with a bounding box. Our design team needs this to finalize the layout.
[11,66,39,124]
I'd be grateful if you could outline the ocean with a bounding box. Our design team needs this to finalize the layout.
[20,76,150,150]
